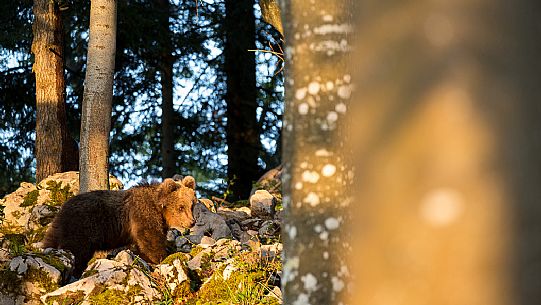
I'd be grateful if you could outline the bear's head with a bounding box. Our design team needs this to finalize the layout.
[159,177,197,230]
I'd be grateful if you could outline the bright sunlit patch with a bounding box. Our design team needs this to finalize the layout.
[321,164,337,177]
[308,81,321,95]
[420,188,464,227]
[302,170,320,183]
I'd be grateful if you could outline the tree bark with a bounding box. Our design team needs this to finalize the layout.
[157,0,176,179]
[224,0,261,201]
[79,0,116,193]
[349,1,540,304]
[280,0,354,304]
[32,0,78,183]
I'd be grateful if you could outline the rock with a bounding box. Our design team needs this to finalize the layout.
[222,263,237,280]
[0,250,74,305]
[247,230,259,237]
[1,182,38,231]
[258,220,281,239]
[174,237,193,253]
[37,172,124,198]
[250,165,282,197]
[249,190,276,219]
[237,206,252,216]
[0,171,123,235]
[26,204,58,231]
[214,238,232,247]
[226,219,251,243]
[191,202,231,241]
[212,240,241,261]
[154,258,190,297]
[266,286,283,304]
[187,251,207,270]
[199,198,216,213]
[41,248,75,280]
[240,218,262,230]
[259,243,283,260]
[217,207,251,222]
[166,229,181,243]
[199,236,216,248]
[41,250,159,305]
[192,249,282,304]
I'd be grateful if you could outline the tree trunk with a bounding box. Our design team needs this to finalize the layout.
[280,0,354,304]
[79,0,116,193]
[224,0,261,201]
[349,1,540,304]
[32,0,78,183]
[157,0,176,179]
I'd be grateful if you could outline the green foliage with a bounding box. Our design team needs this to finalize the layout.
[221,176,236,204]
[0,0,284,199]
[26,225,50,247]
[4,233,27,256]
[0,205,4,224]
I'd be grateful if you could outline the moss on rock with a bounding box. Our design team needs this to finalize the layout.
[43,290,85,305]
[87,282,144,305]
[45,180,74,206]
[0,268,22,295]
[31,252,68,274]
[20,190,39,208]
[185,251,282,304]
[161,252,191,265]
[26,266,60,292]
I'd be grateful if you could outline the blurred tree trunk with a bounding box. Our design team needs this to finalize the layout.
[349,1,541,305]
[32,0,79,183]
[156,0,176,179]
[79,0,116,192]
[224,0,261,201]
[280,0,354,304]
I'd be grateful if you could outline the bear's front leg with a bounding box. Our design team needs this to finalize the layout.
[131,222,168,264]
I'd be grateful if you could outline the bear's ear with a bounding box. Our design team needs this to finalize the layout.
[182,176,196,190]
[159,178,179,196]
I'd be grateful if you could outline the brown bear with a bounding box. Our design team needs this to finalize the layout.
[42,176,197,277]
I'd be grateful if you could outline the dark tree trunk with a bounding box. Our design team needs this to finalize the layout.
[160,56,175,178]
[224,0,261,201]
[32,0,78,183]
[157,0,176,179]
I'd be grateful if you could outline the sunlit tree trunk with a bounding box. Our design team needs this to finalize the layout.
[32,0,78,183]
[349,1,541,305]
[79,0,116,192]
[281,0,354,304]
[157,0,176,179]
[224,0,261,201]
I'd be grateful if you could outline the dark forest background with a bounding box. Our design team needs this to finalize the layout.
[0,0,284,199]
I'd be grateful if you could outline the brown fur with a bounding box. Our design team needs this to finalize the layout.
[43,178,197,277]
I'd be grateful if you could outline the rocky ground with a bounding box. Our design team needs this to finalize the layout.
[0,171,282,305]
